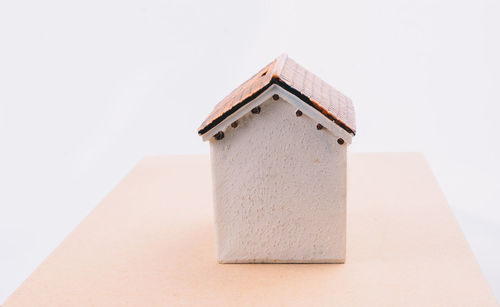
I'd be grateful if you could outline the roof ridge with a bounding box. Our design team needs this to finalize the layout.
[271,53,288,78]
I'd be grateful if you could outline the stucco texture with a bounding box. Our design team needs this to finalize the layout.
[210,97,347,263]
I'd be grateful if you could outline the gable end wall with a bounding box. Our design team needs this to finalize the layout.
[209,96,347,263]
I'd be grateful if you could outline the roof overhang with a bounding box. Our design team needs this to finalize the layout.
[201,83,353,144]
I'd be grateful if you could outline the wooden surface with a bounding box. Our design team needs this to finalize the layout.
[4,153,497,306]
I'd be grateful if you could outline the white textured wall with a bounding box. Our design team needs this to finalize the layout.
[210,96,347,263]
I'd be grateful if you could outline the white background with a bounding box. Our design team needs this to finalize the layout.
[1,0,499,303]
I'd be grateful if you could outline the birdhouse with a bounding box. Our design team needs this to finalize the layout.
[198,54,356,263]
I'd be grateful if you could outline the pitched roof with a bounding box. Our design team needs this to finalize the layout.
[198,54,356,136]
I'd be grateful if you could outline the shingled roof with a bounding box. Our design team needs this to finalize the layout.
[198,54,356,136]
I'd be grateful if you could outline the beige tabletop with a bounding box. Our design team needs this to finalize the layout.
[4,153,497,306]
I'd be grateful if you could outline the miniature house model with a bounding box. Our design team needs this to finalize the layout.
[198,54,356,263]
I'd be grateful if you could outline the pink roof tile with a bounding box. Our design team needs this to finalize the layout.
[198,54,356,135]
